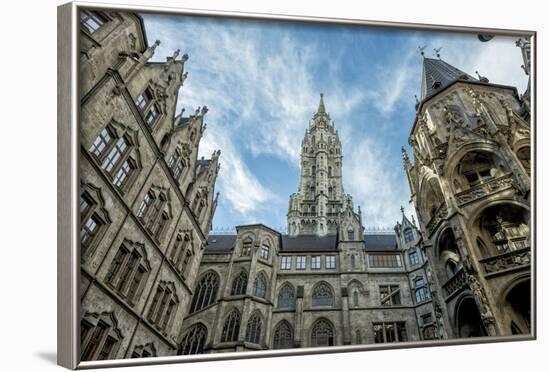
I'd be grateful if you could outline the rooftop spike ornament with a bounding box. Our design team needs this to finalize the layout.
[433,47,442,59]
[418,45,427,57]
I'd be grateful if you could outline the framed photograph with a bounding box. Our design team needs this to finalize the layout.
[57,1,535,369]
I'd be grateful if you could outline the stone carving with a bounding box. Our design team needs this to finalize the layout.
[481,248,531,274]
[425,202,448,236]
[467,273,496,335]
[454,172,514,206]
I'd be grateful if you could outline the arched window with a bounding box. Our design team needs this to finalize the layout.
[131,343,156,358]
[260,243,270,260]
[90,124,140,192]
[273,321,293,349]
[353,291,359,307]
[147,281,179,332]
[445,260,458,279]
[355,330,362,344]
[245,312,262,344]
[80,312,123,361]
[312,282,334,307]
[253,272,268,299]
[231,271,248,296]
[310,319,335,347]
[241,238,252,256]
[190,271,219,313]
[220,310,241,342]
[347,229,354,241]
[277,283,295,309]
[328,166,332,177]
[104,240,150,306]
[404,228,414,243]
[350,254,356,269]
[180,323,208,355]
[80,183,110,259]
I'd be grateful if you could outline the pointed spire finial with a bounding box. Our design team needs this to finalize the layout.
[433,47,442,59]
[418,45,427,57]
[317,93,326,113]
[400,206,405,214]
[475,70,489,83]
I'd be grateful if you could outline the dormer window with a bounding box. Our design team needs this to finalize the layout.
[432,81,442,90]
[404,228,414,243]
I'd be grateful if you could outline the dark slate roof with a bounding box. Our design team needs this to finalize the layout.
[281,235,337,252]
[421,58,476,99]
[364,234,398,251]
[205,233,398,253]
[206,235,236,252]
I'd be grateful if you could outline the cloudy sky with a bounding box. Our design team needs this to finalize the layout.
[141,13,528,232]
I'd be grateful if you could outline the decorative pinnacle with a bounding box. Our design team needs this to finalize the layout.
[182,53,189,62]
[433,47,442,59]
[418,45,427,57]
[400,206,405,214]
[317,93,326,113]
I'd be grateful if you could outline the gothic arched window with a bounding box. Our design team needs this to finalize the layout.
[90,124,140,192]
[180,323,208,355]
[231,270,248,296]
[273,320,293,349]
[80,183,110,259]
[404,228,414,242]
[104,240,150,306]
[220,309,241,343]
[350,254,356,269]
[190,271,219,313]
[353,290,359,307]
[310,318,335,347]
[312,282,334,307]
[277,283,295,309]
[245,312,262,344]
[131,343,157,358]
[80,312,123,361]
[347,229,355,240]
[253,272,268,299]
[147,281,179,332]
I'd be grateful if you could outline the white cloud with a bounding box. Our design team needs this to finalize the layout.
[344,136,414,227]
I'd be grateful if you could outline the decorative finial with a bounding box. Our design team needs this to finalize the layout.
[400,206,405,214]
[180,107,185,116]
[418,45,427,57]
[201,106,209,115]
[433,47,442,59]
[172,49,180,59]
[154,40,161,47]
[182,53,189,62]
[475,71,489,83]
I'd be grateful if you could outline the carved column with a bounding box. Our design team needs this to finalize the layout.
[294,286,304,347]
[341,287,351,345]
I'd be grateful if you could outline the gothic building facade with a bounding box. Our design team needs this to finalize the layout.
[402,46,532,339]
[78,10,220,360]
[77,9,531,362]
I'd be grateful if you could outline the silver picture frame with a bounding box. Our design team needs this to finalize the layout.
[58,1,536,369]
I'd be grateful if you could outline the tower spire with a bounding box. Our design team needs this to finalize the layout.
[317,93,326,114]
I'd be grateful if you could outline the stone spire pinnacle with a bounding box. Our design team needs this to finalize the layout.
[317,93,326,114]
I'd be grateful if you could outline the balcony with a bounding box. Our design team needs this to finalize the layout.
[454,173,515,207]
[479,247,531,276]
[442,267,467,300]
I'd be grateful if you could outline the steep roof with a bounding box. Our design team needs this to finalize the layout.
[205,233,398,253]
[421,57,476,99]
[364,234,398,251]
[281,235,337,252]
